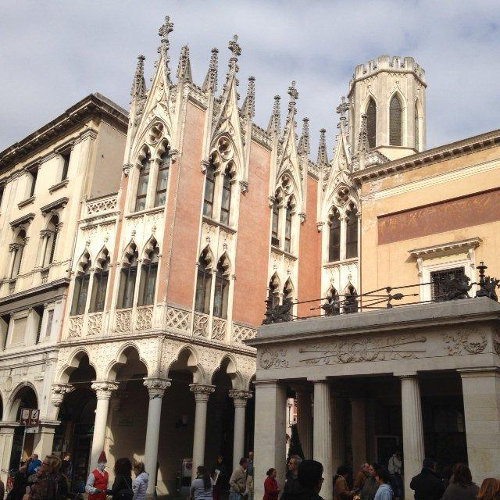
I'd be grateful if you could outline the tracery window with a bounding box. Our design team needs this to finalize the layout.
[10,230,27,279]
[343,284,359,314]
[155,149,170,207]
[138,242,159,306]
[220,167,233,225]
[283,279,294,302]
[284,200,293,253]
[271,199,280,247]
[135,150,151,212]
[195,249,212,314]
[213,256,230,319]
[71,259,90,316]
[90,250,110,313]
[268,274,281,308]
[366,98,376,149]
[345,204,358,259]
[117,244,138,309]
[203,161,216,218]
[42,215,59,267]
[390,95,402,146]
[328,209,341,262]
[323,287,340,316]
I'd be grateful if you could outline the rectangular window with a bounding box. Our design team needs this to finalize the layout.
[118,267,137,309]
[135,167,150,212]
[29,168,38,197]
[34,306,44,344]
[329,215,341,262]
[346,213,358,259]
[71,274,90,316]
[61,151,71,181]
[271,201,279,246]
[220,175,231,225]
[45,310,54,338]
[12,316,27,345]
[284,206,292,253]
[0,184,4,210]
[138,263,158,306]
[90,271,108,312]
[195,268,212,314]
[430,267,466,302]
[203,168,215,218]
[154,164,169,207]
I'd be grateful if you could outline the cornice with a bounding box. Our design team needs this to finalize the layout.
[10,212,36,228]
[0,278,70,307]
[408,237,482,259]
[40,197,69,215]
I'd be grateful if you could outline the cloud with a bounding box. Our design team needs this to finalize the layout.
[0,0,498,157]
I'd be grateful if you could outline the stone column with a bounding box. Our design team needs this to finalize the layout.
[0,425,15,484]
[90,381,118,469]
[331,396,345,471]
[254,381,287,500]
[190,384,215,479]
[351,397,367,473]
[144,378,171,496]
[296,388,312,459]
[400,375,424,500]
[33,422,59,458]
[313,381,333,500]
[229,389,253,470]
[459,367,500,481]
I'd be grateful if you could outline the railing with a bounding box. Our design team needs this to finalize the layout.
[85,193,118,217]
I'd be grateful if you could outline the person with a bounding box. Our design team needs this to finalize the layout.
[359,464,379,500]
[441,463,478,500]
[61,455,72,479]
[246,452,254,500]
[229,458,248,500]
[26,456,42,477]
[85,451,109,500]
[281,456,303,500]
[386,452,402,500]
[333,465,353,500]
[190,465,213,500]
[477,478,500,500]
[290,459,324,500]
[263,469,279,500]
[7,463,28,500]
[132,462,148,500]
[353,464,370,493]
[409,458,445,500]
[212,456,229,500]
[0,476,5,500]
[25,455,68,500]
[373,468,393,500]
[107,458,133,500]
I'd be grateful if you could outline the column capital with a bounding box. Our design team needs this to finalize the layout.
[91,381,119,400]
[51,383,75,407]
[396,372,419,379]
[144,377,171,399]
[190,384,215,402]
[229,389,253,407]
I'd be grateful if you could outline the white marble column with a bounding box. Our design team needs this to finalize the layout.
[190,384,215,479]
[331,396,345,471]
[296,388,312,459]
[229,389,253,470]
[90,381,118,469]
[144,378,171,496]
[351,397,367,473]
[459,367,500,481]
[400,375,424,500]
[313,381,333,500]
[0,425,16,484]
[254,380,287,500]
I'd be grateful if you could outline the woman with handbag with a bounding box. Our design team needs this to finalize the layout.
[107,458,133,500]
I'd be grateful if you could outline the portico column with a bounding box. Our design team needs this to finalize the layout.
[351,397,367,473]
[0,425,16,484]
[144,378,171,496]
[229,390,253,469]
[459,367,500,481]
[313,381,333,500]
[90,381,118,469]
[296,388,312,459]
[400,374,424,500]
[331,396,345,471]
[190,384,215,479]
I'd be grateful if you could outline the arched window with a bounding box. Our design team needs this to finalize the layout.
[366,98,376,148]
[415,103,420,151]
[195,249,212,314]
[155,148,170,207]
[135,150,151,212]
[213,256,230,319]
[220,166,233,225]
[390,95,402,146]
[323,287,340,316]
[138,242,159,306]
[71,258,90,316]
[284,200,293,253]
[345,204,358,259]
[90,250,109,313]
[283,279,294,301]
[268,275,280,308]
[329,209,341,262]
[117,244,138,309]
[343,284,359,314]
[10,230,26,279]
[203,162,216,218]
[43,215,59,267]
[271,198,280,247]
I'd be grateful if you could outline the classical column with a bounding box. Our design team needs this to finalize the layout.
[351,397,367,473]
[331,396,345,471]
[0,425,16,484]
[144,378,171,496]
[229,389,253,470]
[313,381,333,500]
[400,375,424,500]
[459,367,500,481]
[190,384,215,479]
[296,388,312,459]
[254,381,287,500]
[90,381,118,469]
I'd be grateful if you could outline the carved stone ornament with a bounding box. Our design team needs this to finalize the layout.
[259,348,289,370]
[189,384,215,402]
[494,330,500,356]
[444,331,488,356]
[144,378,171,399]
[51,383,75,407]
[228,389,253,407]
[91,381,119,400]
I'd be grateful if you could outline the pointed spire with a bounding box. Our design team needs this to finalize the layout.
[176,45,192,83]
[336,96,349,118]
[158,15,174,83]
[298,118,310,156]
[131,55,146,100]
[285,81,298,128]
[202,48,219,93]
[243,76,255,118]
[266,95,281,135]
[358,114,369,153]
[228,34,241,74]
[317,128,328,165]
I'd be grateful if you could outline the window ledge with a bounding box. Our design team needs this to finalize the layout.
[323,257,359,268]
[125,206,165,219]
[18,196,35,209]
[202,216,237,234]
[49,178,69,193]
[270,246,297,261]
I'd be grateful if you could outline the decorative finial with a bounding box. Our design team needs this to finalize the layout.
[228,35,241,58]
[158,16,174,82]
[298,118,310,156]
[176,45,192,83]
[202,48,219,93]
[317,128,328,165]
[158,16,174,41]
[288,81,299,102]
[336,96,349,117]
[267,95,281,135]
[358,114,369,153]
[131,54,146,100]
[243,76,256,118]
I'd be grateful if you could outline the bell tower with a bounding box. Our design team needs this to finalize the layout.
[348,55,426,161]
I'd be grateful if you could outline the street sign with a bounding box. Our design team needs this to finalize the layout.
[25,426,40,434]
[19,408,40,427]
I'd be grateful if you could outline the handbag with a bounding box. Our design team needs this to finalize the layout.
[116,476,134,500]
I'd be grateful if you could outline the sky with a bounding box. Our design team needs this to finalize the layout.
[0,0,499,157]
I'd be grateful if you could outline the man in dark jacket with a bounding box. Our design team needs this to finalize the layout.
[410,459,445,500]
[285,460,324,500]
[281,456,303,500]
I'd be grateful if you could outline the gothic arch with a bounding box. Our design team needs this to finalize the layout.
[166,345,205,384]
[142,236,159,259]
[56,348,97,384]
[199,245,215,270]
[121,240,138,265]
[95,246,110,270]
[211,354,243,389]
[105,343,149,382]
[283,278,295,300]
[76,250,91,274]
[388,91,405,146]
[217,251,231,273]
[209,134,242,179]
[7,382,39,421]
[132,118,172,160]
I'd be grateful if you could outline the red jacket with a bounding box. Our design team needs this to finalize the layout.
[263,477,279,500]
[89,470,108,500]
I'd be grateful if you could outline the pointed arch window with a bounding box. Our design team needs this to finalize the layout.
[268,275,280,309]
[10,230,27,279]
[155,148,170,207]
[323,287,340,316]
[343,284,359,314]
[43,215,59,267]
[138,242,159,306]
[329,209,341,262]
[71,258,90,316]
[195,250,212,314]
[415,103,420,151]
[345,204,359,259]
[203,162,216,218]
[284,200,293,253]
[220,166,233,225]
[90,250,110,313]
[283,279,294,302]
[135,150,151,212]
[390,95,402,146]
[271,199,280,247]
[117,244,138,309]
[213,256,230,319]
[367,98,377,149]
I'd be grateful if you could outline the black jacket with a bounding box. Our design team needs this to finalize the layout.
[282,482,323,500]
[410,468,445,500]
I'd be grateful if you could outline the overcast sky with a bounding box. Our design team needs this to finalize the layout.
[1,1,499,157]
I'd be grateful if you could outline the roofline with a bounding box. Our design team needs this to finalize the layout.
[351,128,500,183]
[0,93,129,171]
